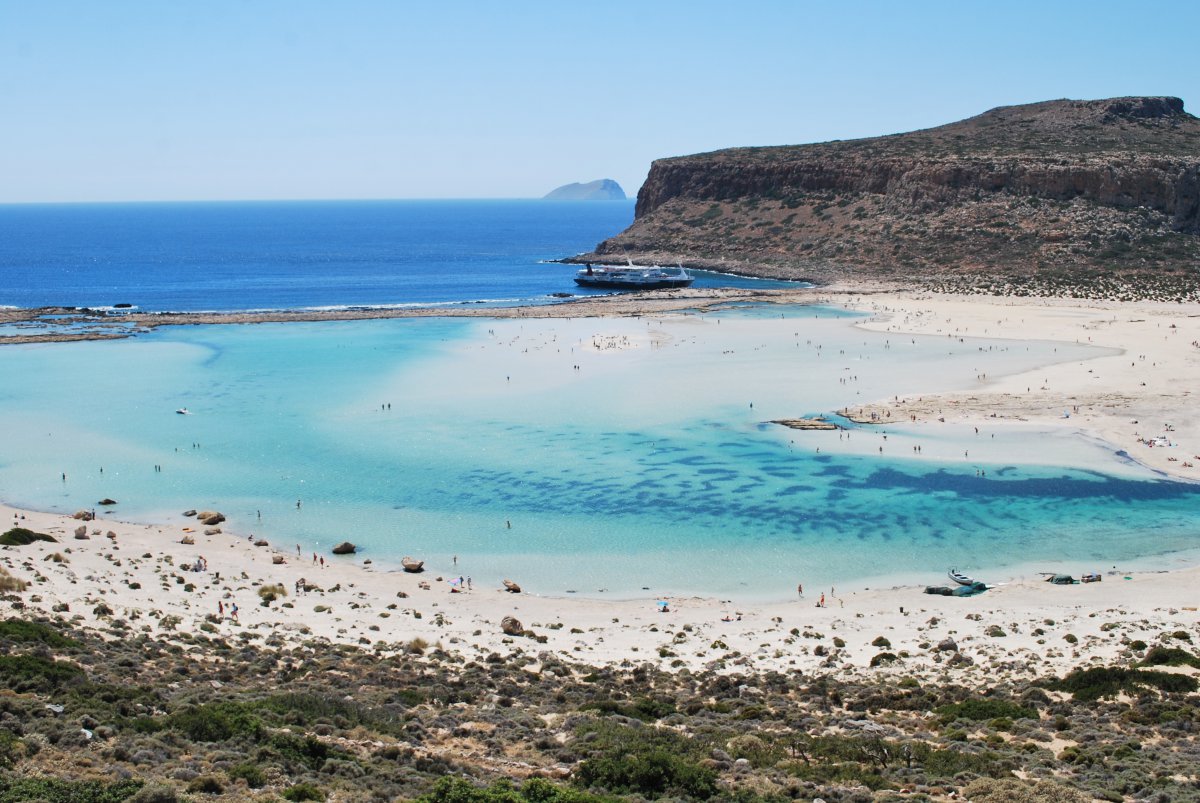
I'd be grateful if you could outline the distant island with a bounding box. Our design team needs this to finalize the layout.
[573,96,1200,299]
[543,179,626,201]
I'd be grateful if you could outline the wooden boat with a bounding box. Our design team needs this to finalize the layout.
[503,579,521,593]
[947,568,976,586]
[401,556,424,573]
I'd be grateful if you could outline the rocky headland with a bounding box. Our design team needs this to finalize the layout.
[577,96,1200,300]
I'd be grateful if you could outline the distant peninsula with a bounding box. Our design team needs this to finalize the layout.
[543,179,626,201]
[574,96,1200,299]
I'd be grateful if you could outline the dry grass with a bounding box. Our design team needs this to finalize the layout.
[0,565,28,592]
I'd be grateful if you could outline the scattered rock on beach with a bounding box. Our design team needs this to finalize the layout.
[72,510,94,521]
[200,513,225,526]
[254,539,269,547]
[501,616,524,636]
[97,498,117,506]
[937,638,958,652]
[182,510,197,517]
[74,525,88,539]
[204,528,221,535]
[332,541,356,555]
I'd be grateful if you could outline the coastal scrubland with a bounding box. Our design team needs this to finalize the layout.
[2,612,1200,803]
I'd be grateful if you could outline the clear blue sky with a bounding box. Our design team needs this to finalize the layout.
[1,0,1196,202]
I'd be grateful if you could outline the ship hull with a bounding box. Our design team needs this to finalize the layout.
[574,277,694,290]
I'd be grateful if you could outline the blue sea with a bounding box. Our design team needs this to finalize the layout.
[1,200,1199,600]
[0,199,785,312]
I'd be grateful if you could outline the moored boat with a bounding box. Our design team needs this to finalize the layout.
[574,262,693,290]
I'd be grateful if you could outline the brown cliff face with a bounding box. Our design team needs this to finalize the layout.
[583,97,1200,298]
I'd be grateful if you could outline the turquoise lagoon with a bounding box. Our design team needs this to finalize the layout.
[1,304,1198,600]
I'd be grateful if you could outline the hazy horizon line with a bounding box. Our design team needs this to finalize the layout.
[0,196,639,207]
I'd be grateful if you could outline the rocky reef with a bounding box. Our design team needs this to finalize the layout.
[581,97,1200,298]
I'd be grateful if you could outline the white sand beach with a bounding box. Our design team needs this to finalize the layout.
[4,290,1200,681]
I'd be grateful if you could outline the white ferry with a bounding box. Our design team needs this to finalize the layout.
[574,263,694,290]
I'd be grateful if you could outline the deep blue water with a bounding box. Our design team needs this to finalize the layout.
[0,200,794,312]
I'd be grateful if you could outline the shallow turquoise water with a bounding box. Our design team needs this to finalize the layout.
[1,308,1197,600]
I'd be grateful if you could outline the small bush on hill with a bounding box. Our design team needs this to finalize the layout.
[0,619,79,648]
[0,777,143,802]
[937,699,1038,723]
[422,777,606,803]
[281,783,326,802]
[168,702,263,742]
[0,527,56,546]
[0,654,86,693]
[1052,666,1199,701]
[1139,646,1200,668]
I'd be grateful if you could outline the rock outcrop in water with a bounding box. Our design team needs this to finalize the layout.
[543,179,626,200]
[578,97,1200,298]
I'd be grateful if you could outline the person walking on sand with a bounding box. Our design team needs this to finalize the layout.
[797,583,803,598]
[218,600,224,617]
[230,602,238,622]
[819,593,825,608]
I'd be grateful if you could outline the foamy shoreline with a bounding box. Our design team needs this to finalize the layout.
[5,287,1200,677]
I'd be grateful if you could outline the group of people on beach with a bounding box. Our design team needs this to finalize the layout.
[799,583,838,608]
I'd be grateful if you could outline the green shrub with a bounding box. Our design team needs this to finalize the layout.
[422,777,604,803]
[0,777,143,802]
[579,697,676,722]
[869,652,898,667]
[0,730,20,770]
[186,776,223,794]
[0,527,56,545]
[0,619,80,648]
[266,731,339,771]
[937,699,1037,723]
[168,702,263,742]
[0,654,86,693]
[282,783,326,801]
[228,762,266,788]
[569,721,715,799]
[1139,646,1200,668]
[1052,666,1199,701]
[574,749,717,799]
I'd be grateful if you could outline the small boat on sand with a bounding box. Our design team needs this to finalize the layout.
[401,556,424,573]
[948,568,977,586]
